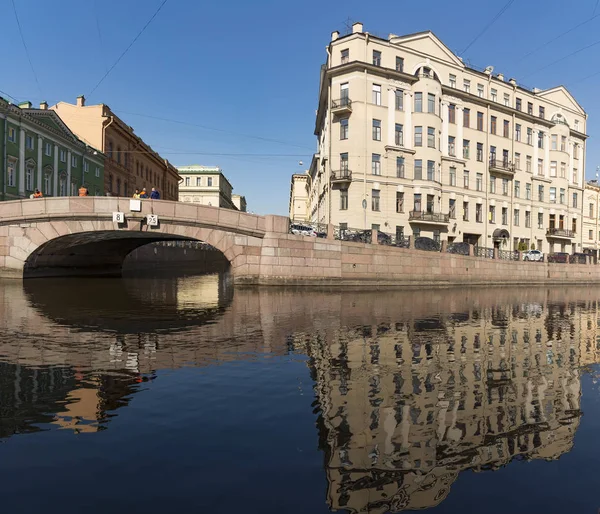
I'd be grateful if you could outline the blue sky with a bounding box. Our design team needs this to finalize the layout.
[3,0,600,215]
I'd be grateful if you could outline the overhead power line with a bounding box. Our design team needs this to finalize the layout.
[460,0,517,55]
[114,110,314,151]
[88,0,169,97]
[11,0,42,98]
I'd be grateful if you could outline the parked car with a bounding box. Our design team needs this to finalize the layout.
[290,224,317,237]
[522,249,544,262]
[547,252,569,263]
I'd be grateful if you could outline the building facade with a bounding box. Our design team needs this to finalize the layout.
[0,98,104,200]
[178,165,245,210]
[293,23,588,253]
[51,96,179,200]
[289,173,309,222]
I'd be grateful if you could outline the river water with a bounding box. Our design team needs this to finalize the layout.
[1,274,600,513]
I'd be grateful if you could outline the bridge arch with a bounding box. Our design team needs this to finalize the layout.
[0,197,267,279]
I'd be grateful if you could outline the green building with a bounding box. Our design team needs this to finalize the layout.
[0,97,104,200]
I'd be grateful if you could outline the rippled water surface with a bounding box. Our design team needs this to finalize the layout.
[2,274,600,513]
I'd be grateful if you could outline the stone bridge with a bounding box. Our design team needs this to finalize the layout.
[3,197,600,286]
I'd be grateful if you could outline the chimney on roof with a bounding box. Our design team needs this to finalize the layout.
[509,78,517,86]
[331,30,339,41]
[39,101,48,110]
[497,73,504,81]
[76,95,85,107]
[352,22,363,34]
[18,101,32,109]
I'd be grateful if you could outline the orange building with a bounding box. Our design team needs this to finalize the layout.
[51,96,180,199]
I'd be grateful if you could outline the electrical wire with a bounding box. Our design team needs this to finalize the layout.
[460,0,517,55]
[11,0,42,98]
[88,0,169,97]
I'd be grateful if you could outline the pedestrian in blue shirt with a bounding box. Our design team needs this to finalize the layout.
[150,187,160,200]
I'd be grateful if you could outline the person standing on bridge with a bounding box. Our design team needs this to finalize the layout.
[132,188,140,199]
[78,185,89,196]
[140,188,149,199]
[150,187,160,200]
[33,189,43,198]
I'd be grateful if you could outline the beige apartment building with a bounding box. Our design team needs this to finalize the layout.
[177,165,246,211]
[51,96,180,200]
[291,23,588,253]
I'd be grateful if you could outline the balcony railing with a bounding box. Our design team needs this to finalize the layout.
[489,158,515,174]
[546,228,575,238]
[331,170,352,183]
[409,210,450,223]
[331,98,352,113]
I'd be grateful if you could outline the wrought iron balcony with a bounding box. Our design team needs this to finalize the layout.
[489,158,515,175]
[331,97,352,114]
[331,170,352,184]
[409,210,450,224]
[546,228,575,238]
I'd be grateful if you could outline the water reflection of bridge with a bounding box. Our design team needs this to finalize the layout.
[1,283,600,511]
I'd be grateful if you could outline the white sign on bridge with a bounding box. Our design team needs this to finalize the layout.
[112,212,125,223]
[146,214,159,226]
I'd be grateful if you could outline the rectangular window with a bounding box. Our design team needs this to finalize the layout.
[477,84,484,97]
[476,203,482,223]
[71,155,77,168]
[449,74,456,88]
[464,79,471,93]
[340,189,348,210]
[371,189,380,211]
[476,173,483,191]
[45,142,52,156]
[427,127,435,148]
[527,128,533,145]
[514,209,520,226]
[561,136,566,152]
[449,198,456,218]
[415,126,423,146]
[60,149,66,162]
[396,56,404,72]
[448,136,455,156]
[560,188,565,204]
[538,132,544,149]
[539,106,545,119]
[372,50,381,66]
[427,93,435,114]
[413,227,421,238]
[538,185,544,202]
[26,135,34,149]
[340,153,349,171]
[538,158,544,176]
[490,176,496,194]
[491,88,497,102]
[414,159,422,180]
[84,161,89,173]
[526,155,532,172]
[395,89,403,111]
[502,207,508,225]
[574,143,579,159]
[573,218,577,234]
[426,194,434,213]
[515,180,520,198]
[372,84,381,105]
[573,192,578,208]
[395,124,403,146]
[371,154,381,175]
[463,139,470,159]
[372,119,381,141]
[396,157,405,178]
[414,92,422,112]
[560,162,566,178]
[396,226,404,240]
[590,230,594,240]
[95,167,100,178]
[551,134,557,150]
[427,160,435,181]
[515,124,521,141]
[527,102,533,115]
[590,203,595,219]
[550,187,556,203]
[196,177,202,186]
[340,48,349,64]
[477,112,483,131]
[538,212,544,229]
[526,183,531,200]
[448,103,456,124]
[463,202,469,221]
[207,177,213,186]
[502,178,509,196]
[489,205,496,223]
[449,166,456,186]
[550,161,557,177]
[414,194,422,212]
[515,153,521,170]
[396,192,404,213]
[516,98,522,111]
[477,142,483,162]
[7,161,15,187]
[503,120,509,138]
[573,169,578,184]
[464,170,470,189]
[463,108,470,128]
[525,210,531,228]
[490,116,497,134]
[7,127,16,143]
[504,93,510,106]
[340,118,348,139]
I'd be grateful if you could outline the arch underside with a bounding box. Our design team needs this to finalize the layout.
[23,231,224,278]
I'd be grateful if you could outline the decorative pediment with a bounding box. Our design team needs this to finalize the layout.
[390,31,464,68]
[25,158,36,168]
[22,109,82,144]
[537,86,585,115]
[43,164,53,174]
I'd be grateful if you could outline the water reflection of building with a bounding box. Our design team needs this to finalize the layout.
[293,299,589,513]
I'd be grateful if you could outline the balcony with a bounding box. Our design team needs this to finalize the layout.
[489,158,515,175]
[331,98,352,115]
[546,228,575,239]
[409,210,450,224]
[331,169,352,185]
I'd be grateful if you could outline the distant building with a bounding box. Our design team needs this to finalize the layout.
[177,165,245,211]
[51,96,180,200]
[0,97,104,200]
[232,194,247,212]
[289,173,309,221]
